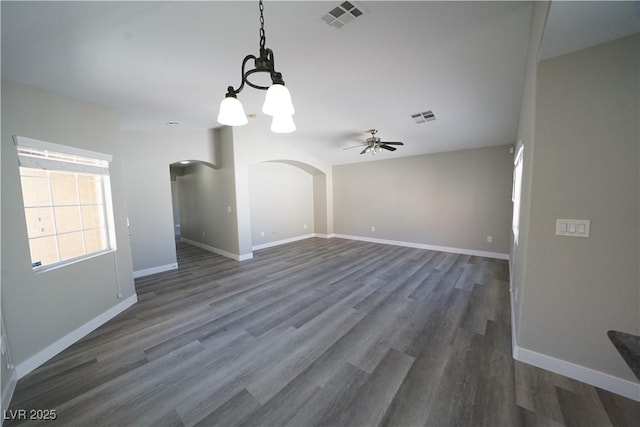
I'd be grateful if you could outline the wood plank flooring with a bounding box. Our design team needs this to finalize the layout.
[6,238,639,426]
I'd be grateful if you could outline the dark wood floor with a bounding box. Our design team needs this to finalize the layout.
[7,238,639,426]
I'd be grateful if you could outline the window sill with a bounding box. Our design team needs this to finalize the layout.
[33,249,115,275]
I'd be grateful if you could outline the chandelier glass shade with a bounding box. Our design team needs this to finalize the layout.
[270,113,296,133]
[262,84,294,116]
[217,96,248,126]
[217,0,295,133]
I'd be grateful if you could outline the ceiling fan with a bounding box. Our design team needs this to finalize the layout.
[343,129,404,155]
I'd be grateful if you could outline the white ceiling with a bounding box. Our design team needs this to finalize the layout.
[2,1,637,165]
[540,1,640,60]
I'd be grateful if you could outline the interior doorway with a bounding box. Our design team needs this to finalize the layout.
[169,162,189,245]
[170,179,181,238]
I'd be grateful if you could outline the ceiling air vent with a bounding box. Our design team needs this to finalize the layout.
[411,110,436,124]
[321,1,366,29]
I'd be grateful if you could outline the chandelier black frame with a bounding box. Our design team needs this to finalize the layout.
[224,0,285,100]
[217,0,295,132]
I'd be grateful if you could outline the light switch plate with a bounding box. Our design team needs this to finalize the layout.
[556,219,590,238]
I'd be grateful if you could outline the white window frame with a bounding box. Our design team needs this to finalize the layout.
[14,136,117,272]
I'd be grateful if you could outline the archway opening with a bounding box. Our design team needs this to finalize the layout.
[247,160,328,251]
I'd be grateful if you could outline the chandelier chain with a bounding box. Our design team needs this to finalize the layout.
[259,0,266,51]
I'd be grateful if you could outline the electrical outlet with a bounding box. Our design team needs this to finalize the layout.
[227,206,232,213]
[202,231,205,238]
[487,236,493,243]
[303,224,307,230]
[371,226,375,231]
[260,231,264,237]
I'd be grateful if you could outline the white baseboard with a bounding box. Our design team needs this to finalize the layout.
[332,234,509,260]
[314,233,334,239]
[15,294,138,379]
[514,344,640,401]
[181,238,252,261]
[252,233,316,251]
[1,368,17,419]
[133,262,178,279]
[238,252,254,261]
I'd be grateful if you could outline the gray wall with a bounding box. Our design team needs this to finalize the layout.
[120,129,218,274]
[333,145,514,255]
[313,174,328,236]
[1,81,136,365]
[178,129,240,256]
[518,34,640,381]
[248,162,314,247]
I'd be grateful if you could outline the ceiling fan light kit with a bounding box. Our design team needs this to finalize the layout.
[345,129,404,155]
[217,0,295,133]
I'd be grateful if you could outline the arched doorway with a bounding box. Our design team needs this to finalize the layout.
[247,160,328,251]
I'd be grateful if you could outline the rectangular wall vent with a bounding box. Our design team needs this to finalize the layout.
[411,110,436,124]
[322,2,366,29]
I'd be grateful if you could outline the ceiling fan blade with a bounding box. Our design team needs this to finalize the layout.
[360,147,369,155]
[380,141,404,145]
[343,144,365,150]
[381,145,397,151]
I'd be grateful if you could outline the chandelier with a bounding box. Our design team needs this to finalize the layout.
[217,0,295,133]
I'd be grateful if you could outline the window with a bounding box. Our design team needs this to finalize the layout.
[15,136,116,270]
[512,144,524,244]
